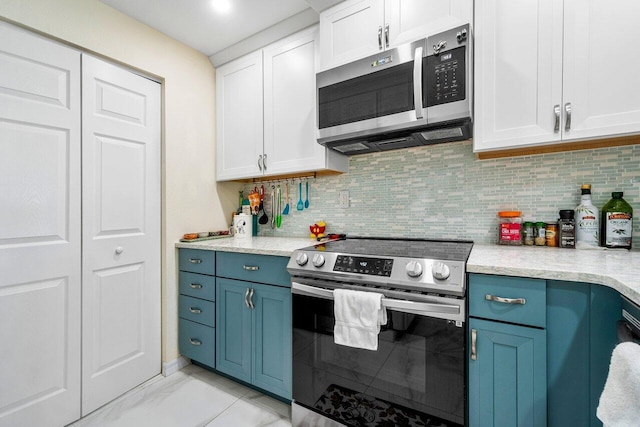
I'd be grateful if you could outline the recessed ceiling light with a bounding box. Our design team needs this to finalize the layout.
[211,0,231,14]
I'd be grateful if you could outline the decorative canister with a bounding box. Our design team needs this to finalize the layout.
[233,213,252,238]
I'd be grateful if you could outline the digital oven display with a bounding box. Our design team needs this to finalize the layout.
[333,255,393,276]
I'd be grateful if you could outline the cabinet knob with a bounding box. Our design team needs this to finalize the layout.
[115,246,124,255]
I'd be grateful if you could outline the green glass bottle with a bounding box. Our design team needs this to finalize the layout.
[600,192,633,249]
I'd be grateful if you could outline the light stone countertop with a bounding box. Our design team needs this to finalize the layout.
[175,237,640,306]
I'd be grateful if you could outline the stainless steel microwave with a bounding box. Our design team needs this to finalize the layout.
[316,24,472,155]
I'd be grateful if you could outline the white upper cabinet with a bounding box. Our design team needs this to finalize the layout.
[319,0,472,70]
[474,0,640,153]
[216,26,347,181]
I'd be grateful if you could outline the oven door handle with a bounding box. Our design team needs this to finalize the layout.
[291,282,460,316]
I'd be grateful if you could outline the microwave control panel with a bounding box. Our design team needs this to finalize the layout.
[424,46,466,107]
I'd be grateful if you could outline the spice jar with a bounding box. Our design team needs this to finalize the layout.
[535,222,546,246]
[558,210,576,248]
[523,221,535,245]
[498,211,523,245]
[546,223,558,247]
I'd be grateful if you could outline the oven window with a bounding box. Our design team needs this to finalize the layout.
[318,62,414,129]
[293,293,465,427]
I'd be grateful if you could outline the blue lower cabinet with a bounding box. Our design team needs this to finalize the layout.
[469,317,547,427]
[216,277,292,400]
[179,318,215,368]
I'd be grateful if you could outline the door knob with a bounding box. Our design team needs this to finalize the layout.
[115,246,124,255]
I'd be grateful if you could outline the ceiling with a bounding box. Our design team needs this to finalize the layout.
[101,0,341,65]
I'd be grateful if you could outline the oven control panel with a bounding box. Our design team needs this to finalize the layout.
[333,255,393,277]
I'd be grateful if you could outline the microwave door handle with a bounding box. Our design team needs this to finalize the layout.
[291,282,460,316]
[413,46,424,119]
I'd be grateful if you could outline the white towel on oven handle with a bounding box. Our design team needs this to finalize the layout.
[333,289,387,351]
[597,341,640,427]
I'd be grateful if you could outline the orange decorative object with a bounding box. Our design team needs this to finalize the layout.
[309,221,326,239]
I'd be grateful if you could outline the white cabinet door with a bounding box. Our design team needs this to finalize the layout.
[562,0,640,141]
[473,0,564,152]
[385,0,472,48]
[216,51,264,181]
[81,55,161,415]
[263,27,326,175]
[319,0,384,70]
[0,22,81,427]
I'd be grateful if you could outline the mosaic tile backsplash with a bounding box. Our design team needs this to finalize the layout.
[244,140,640,247]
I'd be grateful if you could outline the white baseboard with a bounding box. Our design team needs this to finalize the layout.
[162,356,190,376]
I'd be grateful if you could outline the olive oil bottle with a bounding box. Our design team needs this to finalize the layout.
[575,184,599,249]
[600,192,633,249]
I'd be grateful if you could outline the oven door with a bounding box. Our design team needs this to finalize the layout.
[292,282,465,427]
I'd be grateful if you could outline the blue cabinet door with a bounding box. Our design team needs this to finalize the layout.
[469,318,547,427]
[252,282,292,399]
[216,278,252,383]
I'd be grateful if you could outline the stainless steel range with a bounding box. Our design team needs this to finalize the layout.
[287,236,473,427]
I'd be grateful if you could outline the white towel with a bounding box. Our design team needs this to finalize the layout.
[333,289,387,351]
[597,342,640,427]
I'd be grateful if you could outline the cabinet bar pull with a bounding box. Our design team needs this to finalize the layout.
[258,155,263,171]
[189,283,203,289]
[243,265,259,271]
[384,24,389,48]
[564,102,572,131]
[189,258,202,264]
[189,338,202,346]
[262,153,267,170]
[471,329,477,360]
[248,288,255,309]
[485,294,526,305]
[378,26,383,49]
[189,307,202,314]
[553,104,560,133]
[244,288,250,308]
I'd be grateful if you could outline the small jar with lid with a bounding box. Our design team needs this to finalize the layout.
[546,223,558,247]
[558,210,576,248]
[523,221,535,245]
[535,222,546,246]
[498,211,523,245]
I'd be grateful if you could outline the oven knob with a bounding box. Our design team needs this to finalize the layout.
[295,252,308,266]
[405,261,423,278]
[312,254,325,268]
[432,262,450,280]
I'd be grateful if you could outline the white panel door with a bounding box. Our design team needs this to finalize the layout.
[473,0,564,152]
[81,55,161,415]
[562,0,640,141]
[263,26,326,175]
[0,22,81,427]
[215,51,264,181]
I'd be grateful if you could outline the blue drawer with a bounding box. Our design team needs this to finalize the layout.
[179,249,215,275]
[179,295,215,327]
[179,318,215,368]
[216,252,290,287]
[179,272,215,301]
[469,274,546,328]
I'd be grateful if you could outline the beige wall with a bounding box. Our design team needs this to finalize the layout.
[0,0,240,365]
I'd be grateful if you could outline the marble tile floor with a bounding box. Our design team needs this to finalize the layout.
[69,364,292,427]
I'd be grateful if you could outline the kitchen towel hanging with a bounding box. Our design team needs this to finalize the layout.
[597,341,640,426]
[333,289,387,351]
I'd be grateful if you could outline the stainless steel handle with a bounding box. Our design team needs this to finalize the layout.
[485,294,526,305]
[378,26,383,49]
[248,288,255,309]
[554,104,560,133]
[189,307,202,314]
[189,283,203,289]
[244,288,250,308]
[258,155,263,171]
[413,46,424,119]
[291,282,459,315]
[471,328,477,360]
[189,338,202,346]
[564,102,572,131]
[384,24,389,48]
[189,258,202,264]
[243,265,259,271]
[262,153,267,170]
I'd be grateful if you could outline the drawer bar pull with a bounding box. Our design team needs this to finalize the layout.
[189,307,202,314]
[471,328,477,360]
[189,283,203,289]
[189,258,203,264]
[243,265,259,271]
[189,338,202,346]
[485,294,526,305]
